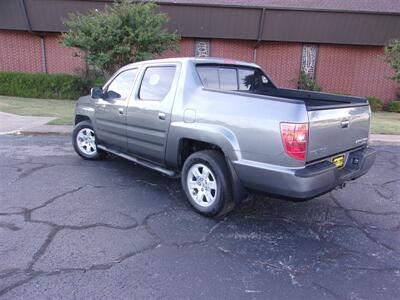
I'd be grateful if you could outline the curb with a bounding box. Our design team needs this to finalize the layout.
[7,124,73,136]
[13,131,71,136]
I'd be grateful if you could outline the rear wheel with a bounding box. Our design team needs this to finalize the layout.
[72,121,105,160]
[181,150,234,217]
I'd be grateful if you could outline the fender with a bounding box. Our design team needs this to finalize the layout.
[165,121,242,168]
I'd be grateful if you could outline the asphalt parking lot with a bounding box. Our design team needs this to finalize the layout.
[0,135,399,299]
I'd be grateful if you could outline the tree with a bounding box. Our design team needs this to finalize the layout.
[384,39,400,83]
[62,0,180,76]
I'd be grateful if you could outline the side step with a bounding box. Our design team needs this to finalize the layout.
[97,144,178,177]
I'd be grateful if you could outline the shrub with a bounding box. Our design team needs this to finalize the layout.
[0,72,91,100]
[367,97,383,112]
[384,40,400,83]
[297,71,321,92]
[388,100,400,113]
[94,75,107,87]
[62,0,180,76]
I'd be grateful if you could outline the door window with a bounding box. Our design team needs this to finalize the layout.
[105,69,138,100]
[139,66,176,101]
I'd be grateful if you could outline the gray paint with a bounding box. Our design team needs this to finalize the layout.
[74,57,375,200]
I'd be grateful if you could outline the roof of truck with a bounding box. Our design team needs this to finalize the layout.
[125,57,259,68]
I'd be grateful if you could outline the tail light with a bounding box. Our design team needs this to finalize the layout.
[280,122,309,161]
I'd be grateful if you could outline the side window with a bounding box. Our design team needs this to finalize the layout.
[219,68,238,90]
[105,69,138,99]
[139,66,176,101]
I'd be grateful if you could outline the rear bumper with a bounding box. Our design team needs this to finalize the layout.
[232,147,376,200]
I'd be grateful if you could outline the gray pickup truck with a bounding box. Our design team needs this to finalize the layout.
[73,57,376,216]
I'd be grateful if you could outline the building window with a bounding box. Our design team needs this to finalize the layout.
[301,44,318,79]
[195,40,210,57]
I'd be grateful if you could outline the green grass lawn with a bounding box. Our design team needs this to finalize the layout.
[0,95,76,125]
[371,112,400,135]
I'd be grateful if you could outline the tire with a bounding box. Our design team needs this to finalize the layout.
[72,121,105,160]
[181,150,235,217]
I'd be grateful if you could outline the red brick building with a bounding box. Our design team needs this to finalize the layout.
[1,0,399,103]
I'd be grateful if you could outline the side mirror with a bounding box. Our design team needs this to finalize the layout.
[90,87,103,99]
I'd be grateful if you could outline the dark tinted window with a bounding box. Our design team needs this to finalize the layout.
[106,69,138,99]
[139,66,176,101]
[238,68,270,91]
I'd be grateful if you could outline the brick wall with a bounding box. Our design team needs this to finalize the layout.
[211,39,254,62]
[44,33,85,75]
[0,30,43,73]
[1,30,397,102]
[255,41,302,89]
[316,44,397,104]
[156,37,195,58]
[207,39,396,101]
[0,30,85,75]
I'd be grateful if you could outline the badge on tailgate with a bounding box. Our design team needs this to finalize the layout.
[332,154,345,169]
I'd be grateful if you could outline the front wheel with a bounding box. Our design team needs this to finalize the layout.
[181,150,234,217]
[72,121,105,160]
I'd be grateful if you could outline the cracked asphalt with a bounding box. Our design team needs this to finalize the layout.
[0,135,399,300]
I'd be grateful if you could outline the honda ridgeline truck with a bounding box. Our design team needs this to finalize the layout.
[72,57,376,217]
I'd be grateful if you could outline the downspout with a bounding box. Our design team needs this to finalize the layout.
[253,8,266,63]
[20,0,47,73]
[40,34,48,73]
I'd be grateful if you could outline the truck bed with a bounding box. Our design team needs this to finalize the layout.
[245,87,370,162]
[252,87,368,110]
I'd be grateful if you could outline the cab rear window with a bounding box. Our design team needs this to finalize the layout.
[196,65,271,91]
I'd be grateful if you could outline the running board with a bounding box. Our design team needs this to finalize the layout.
[97,145,177,177]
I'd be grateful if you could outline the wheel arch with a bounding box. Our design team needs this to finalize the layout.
[74,114,90,125]
[166,122,241,170]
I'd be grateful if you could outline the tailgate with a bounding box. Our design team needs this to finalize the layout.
[307,105,370,161]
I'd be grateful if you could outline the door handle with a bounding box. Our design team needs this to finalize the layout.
[118,108,124,115]
[158,112,166,120]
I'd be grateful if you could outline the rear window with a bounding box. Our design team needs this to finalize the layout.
[196,67,219,89]
[219,68,237,90]
[196,65,271,91]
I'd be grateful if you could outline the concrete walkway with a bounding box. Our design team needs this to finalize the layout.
[370,134,400,145]
[0,112,72,135]
[1,111,399,144]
